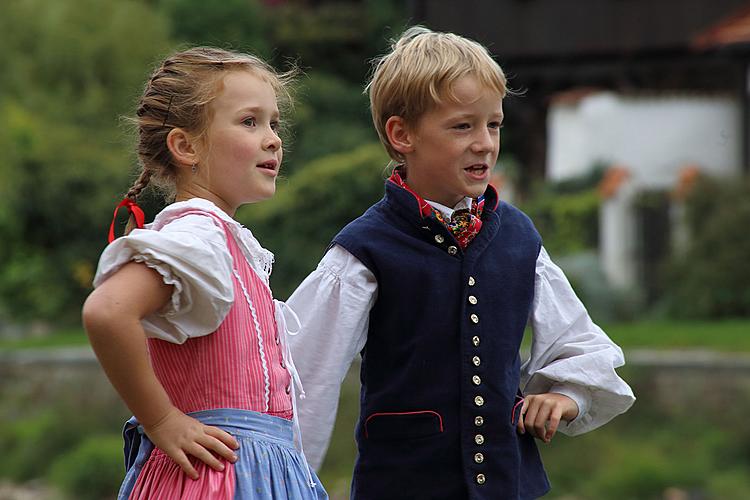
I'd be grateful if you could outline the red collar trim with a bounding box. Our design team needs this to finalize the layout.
[388,169,433,217]
[388,168,500,216]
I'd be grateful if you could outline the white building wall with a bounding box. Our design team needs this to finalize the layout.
[547,92,742,189]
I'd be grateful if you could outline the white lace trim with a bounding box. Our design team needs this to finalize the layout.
[233,268,271,412]
[236,225,274,283]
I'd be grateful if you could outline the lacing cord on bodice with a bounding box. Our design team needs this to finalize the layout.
[274,299,317,488]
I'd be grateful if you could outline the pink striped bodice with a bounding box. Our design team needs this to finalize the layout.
[147,212,292,419]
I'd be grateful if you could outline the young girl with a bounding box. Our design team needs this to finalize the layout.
[82,47,328,500]
[288,27,635,499]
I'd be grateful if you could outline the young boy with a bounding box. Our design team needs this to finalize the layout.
[288,26,635,500]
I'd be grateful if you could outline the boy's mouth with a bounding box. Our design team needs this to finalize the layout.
[464,163,490,180]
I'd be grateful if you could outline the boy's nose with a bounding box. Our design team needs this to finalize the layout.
[472,130,495,153]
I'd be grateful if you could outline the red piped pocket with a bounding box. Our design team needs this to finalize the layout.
[364,410,444,441]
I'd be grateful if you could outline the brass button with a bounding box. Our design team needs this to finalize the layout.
[474,395,485,407]
[468,276,476,286]
[472,356,481,367]
[447,245,458,255]
[472,335,480,347]
[468,295,478,305]
[434,234,445,244]
[470,314,479,324]
[472,375,481,386]
[476,474,486,485]
[474,416,484,426]
[474,434,484,445]
[474,452,484,464]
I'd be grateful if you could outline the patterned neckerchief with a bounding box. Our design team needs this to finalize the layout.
[388,168,484,249]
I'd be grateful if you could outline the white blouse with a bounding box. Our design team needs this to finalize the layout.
[287,199,636,471]
[93,198,274,344]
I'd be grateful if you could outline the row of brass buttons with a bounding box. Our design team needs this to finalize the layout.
[468,275,485,486]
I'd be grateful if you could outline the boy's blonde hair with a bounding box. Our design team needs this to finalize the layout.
[367,26,509,162]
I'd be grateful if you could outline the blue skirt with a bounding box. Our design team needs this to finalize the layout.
[119,408,328,499]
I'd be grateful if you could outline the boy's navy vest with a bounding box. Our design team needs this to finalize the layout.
[332,180,550,500]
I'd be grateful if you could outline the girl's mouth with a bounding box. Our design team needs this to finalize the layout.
[257,160,279,176]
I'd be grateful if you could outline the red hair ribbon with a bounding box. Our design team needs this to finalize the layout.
[108,198,145,243]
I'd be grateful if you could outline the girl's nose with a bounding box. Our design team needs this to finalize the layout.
[264,128,282,151]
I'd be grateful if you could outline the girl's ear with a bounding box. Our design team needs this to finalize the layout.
[385,116,415,155]
[166,128,200,169]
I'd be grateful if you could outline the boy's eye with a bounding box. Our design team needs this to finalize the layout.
[454,123,471,130]
[243,117,257,127]
[270,120,280,132]
[489,122,503,130]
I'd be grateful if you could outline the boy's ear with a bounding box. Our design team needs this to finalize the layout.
[166,128,200,168]
[385,116,415,155]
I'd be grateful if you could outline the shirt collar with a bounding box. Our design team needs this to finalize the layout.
[426,197,473,222]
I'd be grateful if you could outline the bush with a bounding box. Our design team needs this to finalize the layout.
[520,188,600,257]
[0,412,81,482]
[666,175,750,318]
[48,434,123,500]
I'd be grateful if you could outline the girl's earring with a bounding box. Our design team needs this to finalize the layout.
[191,163,198,174]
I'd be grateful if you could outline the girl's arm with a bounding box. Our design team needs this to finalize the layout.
[82,262,238,479]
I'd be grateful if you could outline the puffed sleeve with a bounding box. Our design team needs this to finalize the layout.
[521,246,636,435]
[93,213,235,344]
[288,244,375,470]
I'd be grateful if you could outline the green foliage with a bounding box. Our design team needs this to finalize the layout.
[286,72,375,171]
[239,143,389,299]
[270,0,406,83]
[521,188,600,256]
[666,175,750,318]
[158,0,270,56]
[0,412,80,482]
[0,0,172,323]
[48,434,123,500]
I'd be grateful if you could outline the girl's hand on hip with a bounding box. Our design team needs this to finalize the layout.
[516,393,579,444]
[143,407,240,479]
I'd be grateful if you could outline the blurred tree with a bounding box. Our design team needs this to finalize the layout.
[285,71,375,172]
[666,175,750,318]
[0,0,172,323]
[158,0,270,57]
[268,0,406,83]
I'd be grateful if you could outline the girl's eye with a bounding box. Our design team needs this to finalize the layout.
[270,120,280,132]
[454,123,471,130]
[489,122,503,130]
[243,117,256,127]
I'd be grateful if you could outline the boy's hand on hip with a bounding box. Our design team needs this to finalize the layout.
[143,407,240,479]
[516,393,579,444]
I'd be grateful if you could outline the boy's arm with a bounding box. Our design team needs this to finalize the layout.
[521,247,636,436]
[288,244,375,470]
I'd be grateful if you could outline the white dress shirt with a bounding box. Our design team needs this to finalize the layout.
[288,198,636,470]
